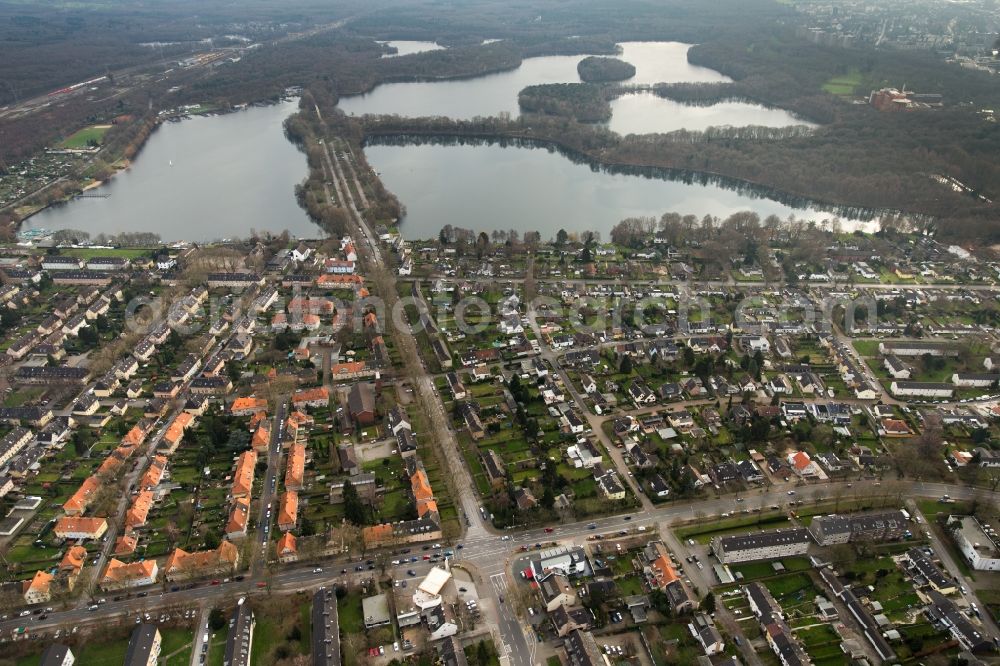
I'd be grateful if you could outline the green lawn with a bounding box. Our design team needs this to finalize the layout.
[160,628,195,665]
[250,616,280,666]
[3,386,45,407]
[72,637,131,665]
[59,125,110,149]
[62,247,155,259]
[851,339,881,357]
[674,512,791,544]
[616,574,645,596]
[763,572,816,602]
[299,598,313,655]
[338,591,364,634]
[822,70,862,96]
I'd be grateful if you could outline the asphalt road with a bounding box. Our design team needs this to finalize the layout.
[252,399,287,576]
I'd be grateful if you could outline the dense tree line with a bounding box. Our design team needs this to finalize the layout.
[577,56,636,82]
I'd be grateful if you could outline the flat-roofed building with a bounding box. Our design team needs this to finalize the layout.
[950,514,1000,571]
[362,593,391,628]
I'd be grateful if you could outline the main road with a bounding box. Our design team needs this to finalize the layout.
[6,479,996,657]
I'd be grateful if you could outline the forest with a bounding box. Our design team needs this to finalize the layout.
[518,84,612,123]
[577,56,636,83]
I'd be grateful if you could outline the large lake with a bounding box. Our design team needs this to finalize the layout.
[340,41,808,134]
[23,99,320,242]
[368,141,874,241]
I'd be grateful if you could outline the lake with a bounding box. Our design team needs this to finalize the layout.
[608,92,814,135]
[23,99,320,242]
[379,40,445,58]
[366,140,875,241]
[339,41,807,134]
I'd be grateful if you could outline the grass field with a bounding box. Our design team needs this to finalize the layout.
[674,511,791,544]
[62,247,154,259]
[160,628,195,666]
[823,70,863,96]
[59,125,110,149]
[3,386,45,407]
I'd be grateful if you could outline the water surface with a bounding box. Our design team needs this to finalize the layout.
[341,41,805,135]
[608,92,814,135]
[339,55,585,119]
[24,99,320,242]
[379,40,445,58]
[366,141,873,240]
[615,42,731,85]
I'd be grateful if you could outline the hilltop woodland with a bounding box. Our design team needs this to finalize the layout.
[0,0,998,244]
[519,84,613,122]
[577,56,637,82]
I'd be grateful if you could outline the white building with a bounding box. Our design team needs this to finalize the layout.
[412,566,451,610]
[890,381,954,398]
[952,373,999,388]
[950,515,1000,571]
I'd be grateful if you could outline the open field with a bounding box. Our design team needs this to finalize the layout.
[59,125,110,149]
[822,70,862,96]
[61,247,155,259]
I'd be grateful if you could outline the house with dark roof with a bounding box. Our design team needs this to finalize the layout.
[124,624,161,666]
[347,383,376,427]
[224,599,256,666]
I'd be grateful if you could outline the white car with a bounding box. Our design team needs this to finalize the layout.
[313,567,323,573]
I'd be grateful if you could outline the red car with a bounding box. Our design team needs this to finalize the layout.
[544,527,555,533]
[211,580,220,586]
[256,582,267,588]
